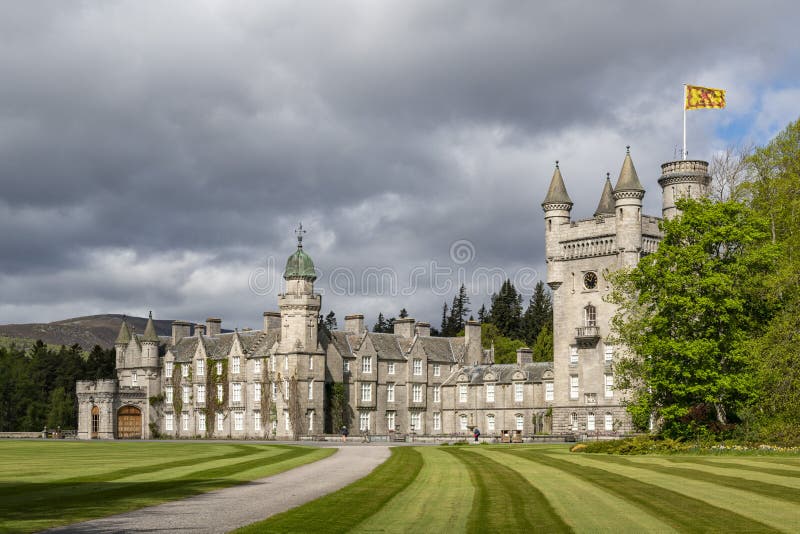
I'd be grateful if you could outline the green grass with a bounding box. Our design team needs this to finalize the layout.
[237,444,800,533]
[0,440,334,533]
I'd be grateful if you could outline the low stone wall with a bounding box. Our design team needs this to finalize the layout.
[0,432,42,439]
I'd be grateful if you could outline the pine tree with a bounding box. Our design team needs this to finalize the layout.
[323,311,337,331]
[399,308,409,318]
[440,303,450,336]
[477,304,489,323]
[489,279,523,339]
[373,313,386,333]
[521,281,552,345]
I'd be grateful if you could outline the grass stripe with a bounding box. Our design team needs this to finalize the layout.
[593,455,800,503]
[442,447,572,533]
[352,447,473,533]
[478,447,678,533]
[236,447,423,534]
[513,449,779,533]
[666,457,800,479]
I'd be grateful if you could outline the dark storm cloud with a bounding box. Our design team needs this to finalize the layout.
[0,1,798,326]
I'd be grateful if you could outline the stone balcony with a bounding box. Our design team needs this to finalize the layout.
[575,326,600,347]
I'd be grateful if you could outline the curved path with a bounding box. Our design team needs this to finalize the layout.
[48,445,391,533]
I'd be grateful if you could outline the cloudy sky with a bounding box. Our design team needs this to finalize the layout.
[1,1,798,331]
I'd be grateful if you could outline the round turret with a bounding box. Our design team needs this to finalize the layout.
[658,160,710,220]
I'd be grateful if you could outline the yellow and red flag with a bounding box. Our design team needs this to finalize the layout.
[685,85,726,110]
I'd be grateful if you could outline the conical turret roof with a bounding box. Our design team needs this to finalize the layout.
[542,163,573,206]
[594,174,615,216]
[614,147,644,192]
[115,319,132,345]
[142,311,159,343]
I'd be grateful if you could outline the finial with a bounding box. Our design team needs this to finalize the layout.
[555,160,559,168]
[606,172,610,181]
[626,145,631,154]
[148,310,152,319]
[295,222,306,248]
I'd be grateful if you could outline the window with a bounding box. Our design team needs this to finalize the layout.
[182,385,190,404]
[165,361,173,378]
[166,413,173,432]
[232,356,240,374]
[216,361,223,376]
[386,411,396,431]
[166,386,173,404]
[196,359,205,376]
[604,345,614,362]
[272,382,278,398]
[605,412,614,431]
[131,370,137,385]
[217,384,224,402]
[344,360,350,372]
[182,364,189,378]
[284,355,289,371]
[570,375,579,399]
[232,383,242,403]
[284,410,290,431]
[270,357,275,372]
[413,358,422,375]
[387,383,395,402]
[254,383,262,404]
[216,412,224,431]
[545,382,554,401]
[197,385,205,405]
[362,356,372,373]
[459,414,468,431]
[584,305,596,327]
[254,359,262,374]
[605,374,614,398]
[433,385,441,403]
[516,414,524,431]
[234,411,243,431]
[388,362,395,375]
[587,412,596,431]
[254,411,261,431]
[361,383,372,402]
[487,414,496,432]
[359,411,370,432]
[486,383,495,402]
[308,380,314,400]
[570,346,578,364]
[459,384,467,403]
[515,383,524,402]
[410,412,421,432]
[309,355,314,371]
[283,379,289,399]
[412,384,423,403]
[307,411,314,431]
[570,412,578,431]
[198,414,206,432]
[433,363,441,377]
[182,412,189,431]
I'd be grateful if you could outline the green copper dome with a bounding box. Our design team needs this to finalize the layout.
[284,247,317,281]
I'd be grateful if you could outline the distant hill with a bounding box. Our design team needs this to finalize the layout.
[0,314,176,349]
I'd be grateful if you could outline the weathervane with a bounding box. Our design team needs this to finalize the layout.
[295,222,306,248]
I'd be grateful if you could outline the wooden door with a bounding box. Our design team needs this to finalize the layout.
[116,406,142,439]
[91,406,100,439]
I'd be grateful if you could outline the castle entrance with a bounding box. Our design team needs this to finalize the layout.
[91,405,100,439]
[116,406,142,439]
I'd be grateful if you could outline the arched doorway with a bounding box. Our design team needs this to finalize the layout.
[117,405,142,439]
[91,406,100,439]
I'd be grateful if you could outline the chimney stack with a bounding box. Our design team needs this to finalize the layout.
[206,317,221,336]
[263,312,281,333]
[195,324,206,336]
[516,347,533,365]
[171,321,192,345]
[344,314,365,334]
[415,322,431,337]
[464,320,481,345]
[393,318,415,338]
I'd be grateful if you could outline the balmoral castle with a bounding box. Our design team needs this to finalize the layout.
[76,150,709,440]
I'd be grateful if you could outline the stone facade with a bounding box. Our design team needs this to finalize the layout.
[76,153,710,440]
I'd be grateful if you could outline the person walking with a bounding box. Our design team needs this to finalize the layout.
[341,425,349,442]
[473,427,481,443]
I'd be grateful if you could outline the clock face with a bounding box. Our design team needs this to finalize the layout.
[583,271,598,290]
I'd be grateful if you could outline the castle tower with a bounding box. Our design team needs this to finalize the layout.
[613,147,645,267]
[114,319,131,368]
[278,224,322,353]
[541,162,573,287]
[141,311,160,368]
[658,159,711,220]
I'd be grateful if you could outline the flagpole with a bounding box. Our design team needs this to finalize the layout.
[683,84,687,160]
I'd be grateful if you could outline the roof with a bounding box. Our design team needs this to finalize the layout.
[366,333,405,361]
[417,337,457,363]
[443,362,552,385]
[328,331,355,358]
[284,246,317,281]
[115,321,132,345]
[169,336,199,363]
[594,175,616,216]
[542,164,573,206]
[614,148,645,192]
[142,313,159,343]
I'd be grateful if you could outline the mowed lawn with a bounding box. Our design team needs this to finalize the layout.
[242,444,800,533]
[0,440,333,533]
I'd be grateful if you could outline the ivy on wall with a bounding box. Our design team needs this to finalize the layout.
[205,358,228,437]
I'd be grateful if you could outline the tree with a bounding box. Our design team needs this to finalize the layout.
[609,198,779,438]
[399,308,409,319]
[530,321,553,362]
[372,313,396,333]
[439,303,450,337]
[521,281,552,346]
[476,323,526,364]
[489,279,523,339]
[323,311,337,332]
[709,143,754,202]
[477,304,489,323]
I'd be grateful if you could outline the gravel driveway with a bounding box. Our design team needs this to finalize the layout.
[47,445,391,533]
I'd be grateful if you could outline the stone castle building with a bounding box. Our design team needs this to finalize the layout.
[77,150,709,440]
